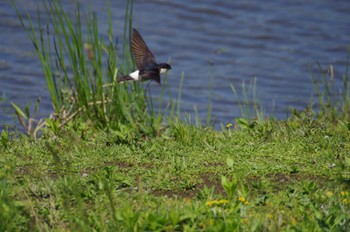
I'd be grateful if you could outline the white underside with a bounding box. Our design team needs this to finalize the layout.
[160,68,168,74]
[129,70,140,80]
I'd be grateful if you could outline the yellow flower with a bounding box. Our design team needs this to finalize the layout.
[326,191,333,197]
[342,198,349,204]
[291,217,297,226]
[206,200,217,207]
[226,123,233,129]
[238,197,246,203]
[341,191,349,197]
[218,199,229,204]
[238,196,249,204]
[206,199,229,207]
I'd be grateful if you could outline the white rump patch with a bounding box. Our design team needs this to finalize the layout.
[129,70,140,80]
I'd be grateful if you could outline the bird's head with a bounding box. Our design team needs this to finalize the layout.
[159,63,172,74]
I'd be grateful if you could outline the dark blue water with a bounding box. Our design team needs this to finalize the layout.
[1,0,350,130]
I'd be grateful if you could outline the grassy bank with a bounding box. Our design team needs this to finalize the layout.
[1,116,350,231]
[4,0,350,231]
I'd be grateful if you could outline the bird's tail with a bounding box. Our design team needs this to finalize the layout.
[117,75,135,83]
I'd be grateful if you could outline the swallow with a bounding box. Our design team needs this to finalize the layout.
[118,28,172,84]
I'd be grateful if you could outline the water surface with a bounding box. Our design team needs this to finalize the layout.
[1,0,349,130]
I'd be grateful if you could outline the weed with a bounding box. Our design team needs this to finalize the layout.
[308,54,350,121]
[11,97,45,140]
[230,77,264,123]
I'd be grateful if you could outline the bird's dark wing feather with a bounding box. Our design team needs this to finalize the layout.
[132,28,156,70]
[139,69,161,84]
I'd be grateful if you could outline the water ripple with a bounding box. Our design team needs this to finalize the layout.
[1,0,350,129]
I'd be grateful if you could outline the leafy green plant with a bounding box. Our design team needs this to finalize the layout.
[221,175,238,199]
[11,98,45,140]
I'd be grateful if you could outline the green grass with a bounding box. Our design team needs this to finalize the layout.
[230,77,264,123]
[309,57,350,122]
[1,116,350,231]
[6,0,350,231]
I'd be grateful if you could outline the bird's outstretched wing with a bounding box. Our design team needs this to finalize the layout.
[131,28,156,70]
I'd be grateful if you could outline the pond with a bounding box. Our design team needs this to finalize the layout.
[1,0,349,130]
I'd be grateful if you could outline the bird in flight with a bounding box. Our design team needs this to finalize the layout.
[118,28,172,84]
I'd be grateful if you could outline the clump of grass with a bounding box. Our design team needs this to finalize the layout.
[309,56,350,121]
[13,0,163,139]
[230,77,264,129]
